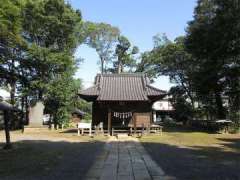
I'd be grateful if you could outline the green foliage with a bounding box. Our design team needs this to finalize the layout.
[185,0,240,120]
[152,33,171,49]
[0,0,27,104]
[108,35,139,73]
[84,22,120,73]
[137,35,196,106]
[169,86,193,123]
[138,1,240,124]
[136,52,158,82]
[0,0,85,126]
[81,113,92,123]
[136,34,173,81]
[44,73,81,125]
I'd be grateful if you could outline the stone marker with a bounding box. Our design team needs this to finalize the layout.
[28,101,44,127]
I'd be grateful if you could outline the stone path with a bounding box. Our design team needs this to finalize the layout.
[85,136,175,180]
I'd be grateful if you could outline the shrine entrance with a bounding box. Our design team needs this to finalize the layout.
[79,73,166,136]
[111,111,133,128]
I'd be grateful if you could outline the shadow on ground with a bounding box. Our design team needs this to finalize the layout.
[142,138,240,180]
[162,125,218,134]
[60,129,78,133]
[0,139,105,180]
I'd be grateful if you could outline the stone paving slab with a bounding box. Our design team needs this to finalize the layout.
[84,136,176,180]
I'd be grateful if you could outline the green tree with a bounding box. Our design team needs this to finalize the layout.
[0,0,26,149]
[153,33,171,49]
[185,0,240,120]
[137,35,198,122]
[84,22,120,73]
[136,33,172,82]
[21,0,82,125]
[44,71,79,127]
[108,36,139,73]
[169,86,193,124]
[0,0,94,130]
[0,0,26,105]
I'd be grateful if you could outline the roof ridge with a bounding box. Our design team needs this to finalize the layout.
[97,73,145,77]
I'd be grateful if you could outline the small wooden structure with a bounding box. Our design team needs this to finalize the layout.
[79,73,166,135]
[71,109,85,126]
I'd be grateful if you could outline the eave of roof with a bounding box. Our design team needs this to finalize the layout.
[146,85,166,96]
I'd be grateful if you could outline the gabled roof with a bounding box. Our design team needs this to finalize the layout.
[79,73,166,101]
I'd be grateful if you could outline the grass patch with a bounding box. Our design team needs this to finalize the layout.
[140,130,240,153]
[141,132,220,147]
[140,127,240,179]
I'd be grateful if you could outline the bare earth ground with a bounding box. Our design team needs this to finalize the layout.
[0,129,107,180]
[140,128,240,180]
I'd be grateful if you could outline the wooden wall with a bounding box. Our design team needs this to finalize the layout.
[134,112,151,127]
[92,101,153,129]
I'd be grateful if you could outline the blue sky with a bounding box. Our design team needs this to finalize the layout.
[69,0,197,90]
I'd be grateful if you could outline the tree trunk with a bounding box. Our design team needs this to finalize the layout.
[9,81,16,129]
[3,111,12,149]
[100,57,104,74]
[38,90,43,100]
[21,97,24,132]
[25,96,29,125]
[117,61,123,74]
[215,91,225,119]
[10,81,16,105]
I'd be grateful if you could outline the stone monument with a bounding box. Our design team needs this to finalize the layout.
[28,101,45,127]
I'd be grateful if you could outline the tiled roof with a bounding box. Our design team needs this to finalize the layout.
[79,73,166,101]
[80,85,99,96]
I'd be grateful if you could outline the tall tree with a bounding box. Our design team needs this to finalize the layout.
[109,36,139,73]
[21,0,83,125]
[21,0,82,97]
[136,33,172,81]
[84,22,120,73]
[138,36,196,106]
[0,0,26,105]
[152,33,171,49]
[185,0,240,119]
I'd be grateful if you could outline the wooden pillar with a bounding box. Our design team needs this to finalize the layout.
[3,110,11,149]
[21,97,24,133]
[133,113,136,135]
[108,109,111,136]
[89,127,92,136]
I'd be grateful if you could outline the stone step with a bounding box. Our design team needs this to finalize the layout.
[23,126,49,132]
